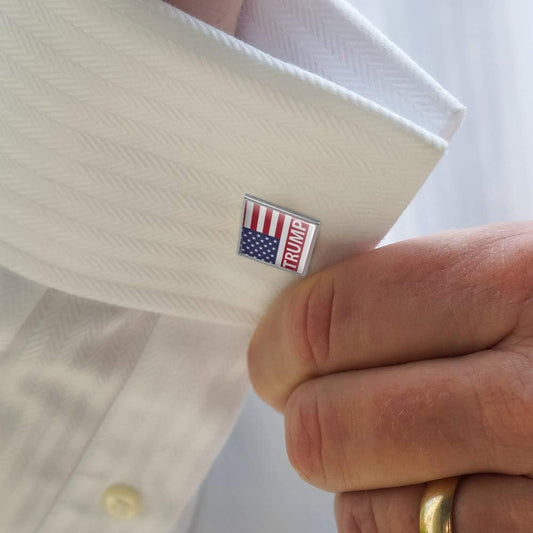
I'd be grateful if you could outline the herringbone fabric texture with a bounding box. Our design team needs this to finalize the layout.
[0,0,463,326]
[237,0,464,140]
[0,265,252,533]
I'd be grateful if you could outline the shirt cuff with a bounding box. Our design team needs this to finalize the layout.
[0,0,464,326]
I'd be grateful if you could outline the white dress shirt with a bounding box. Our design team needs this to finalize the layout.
[0,1,469,532]
[191,1,533,532]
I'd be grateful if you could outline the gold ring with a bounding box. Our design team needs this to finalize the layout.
[419,476,461,533]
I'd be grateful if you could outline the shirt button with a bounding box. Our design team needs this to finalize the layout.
[102,484,142,519]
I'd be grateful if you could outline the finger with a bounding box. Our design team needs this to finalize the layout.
[248,222,533,409]
[336,484,424,532]
[284,350,533,492]
[165,0,244,34]
[335,474,533,533]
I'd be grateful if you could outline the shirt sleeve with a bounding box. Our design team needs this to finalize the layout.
[0,1,464,532]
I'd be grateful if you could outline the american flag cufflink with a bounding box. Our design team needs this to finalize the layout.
[238,194,320,276]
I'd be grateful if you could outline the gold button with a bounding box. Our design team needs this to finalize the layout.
[102,484,142,519]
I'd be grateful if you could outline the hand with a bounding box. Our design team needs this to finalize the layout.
[248,221,533,532]
[164,0,244,34]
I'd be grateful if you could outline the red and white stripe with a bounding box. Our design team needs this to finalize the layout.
[243,198,286,238]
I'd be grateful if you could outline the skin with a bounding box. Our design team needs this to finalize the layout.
[249,221,533,531]
[164,0,244,34]
[164,1,533,529]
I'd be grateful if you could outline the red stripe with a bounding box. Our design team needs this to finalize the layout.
[275,213,285,239]
[242,201,247,226]
[263,208,273,235]
[250,203,260,231]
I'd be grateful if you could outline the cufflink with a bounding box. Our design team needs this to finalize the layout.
[238,194,320,275]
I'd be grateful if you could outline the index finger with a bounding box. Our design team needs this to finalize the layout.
[247,222,533,409]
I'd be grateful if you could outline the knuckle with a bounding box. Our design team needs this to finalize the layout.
[373,382,461,453]
[446,224,533,352]
[288,272,336,374]
[284,381,338,490]
[477,354,533,467]
[335,492,378,533]
[475,226,533,307]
